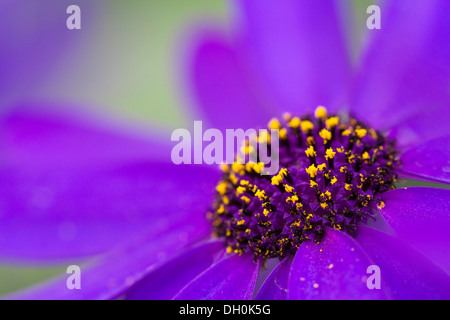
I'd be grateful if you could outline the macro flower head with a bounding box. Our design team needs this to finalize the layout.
[1,0,450,300]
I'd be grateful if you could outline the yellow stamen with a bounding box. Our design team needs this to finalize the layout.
[306,164,318,178]
[342,129,352,136]
[255,189,267,201]
[258,131,271,144]
[279,168,288,177]
[271,175,283,186]
[305,145,316,158]
[325,148,336,160]
[232,162,245,174]
[307,136,315,146]
[300,120,314,133]
[240,144,254,155]
[330,176,337,185]
[240,180,249,186]
[355,128,367,138]
[284,184,294,193]
[268,118,281,130]
[222,196,229,205]
[325,116,339,129]
[236,186,246,194]
[216,182,227,195]
[288,117,301,128]
[220,164,229,173]
[319,129,332,142]
[314,106,327,119]
[283,112,292,121]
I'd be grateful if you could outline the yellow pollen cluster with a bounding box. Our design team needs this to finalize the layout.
[232,162,245,175]
[314,106,327,119]
[288,117,301,128]
[300,120,314,133]
[355,128,367,138]
[306,164,318,178]
[255,189,267,201]
[258,131,271,144]
[268,118,281,130]
[305,145,316,158]
[271,168,288,186]
[325,148,336,160]
[286,195,299,204]
[325,116,339,129]
[342,129,352,136]
[216,182,227,195]
[284,184,294,193]
[319,129,332,143]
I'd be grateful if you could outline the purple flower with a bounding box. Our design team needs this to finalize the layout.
[2,0,450,300]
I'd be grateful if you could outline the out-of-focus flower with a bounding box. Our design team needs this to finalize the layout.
[2,0,450,300]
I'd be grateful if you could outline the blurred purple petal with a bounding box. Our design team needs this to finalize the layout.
[0,1,98,106]
[1,105,170,171]
[255,257,291,300]
[9,222,210,300]
[188,31,273,130]
[125,241,223,300]
[398,136,450,184]
[0,163,218,261]
[173,253,259,300]
[288,228,386,299]
[379,187,450,273]
[351,0,450,137]
[357,226,450,299]
[390,105,450,149]
[235,0,351,114]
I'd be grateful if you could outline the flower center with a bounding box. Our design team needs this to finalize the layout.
[208,106,399,260]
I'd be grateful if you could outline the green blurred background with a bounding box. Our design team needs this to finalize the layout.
[1,0,377,296]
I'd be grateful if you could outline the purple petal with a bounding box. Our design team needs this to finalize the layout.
[390,107,450,149]
[351,0,450,140]
[357,226,450,299]
[255,257,291,300]
[0,1,98,106]
[378,187,450,273]
[1,105,169,171]
[8,223,210,300]
[398,136,450,184]
[0,162,219,261]
[188,31,273,131]
[173,253,259,300]
[235,0,351,114]
[125,240,224,300]
[288,228,387,299]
